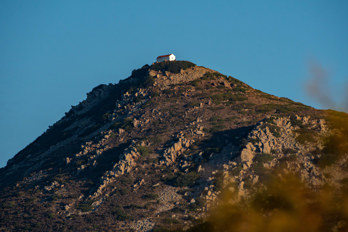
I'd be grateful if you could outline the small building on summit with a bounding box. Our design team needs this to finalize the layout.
[156,54,176,62]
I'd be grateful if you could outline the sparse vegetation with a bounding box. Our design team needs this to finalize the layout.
[2,201,15,209]
[164,171,200,187]
[112,206,131,221]
[253,153,273,163]
[188,197,205,211]
[282,148,297,155]
[137,145,150,157]
[210,92,247,105]
[111,117,134,131]
[231,164,243,176]
[295,128,316,144]
[289,115,303,128]
[142,193,158,200]
[118,187,130,195]
[201,72,224,80]
[77,201,94,212]
[268,124,281,137]
[162,217,180,224]
[252,153,274,175]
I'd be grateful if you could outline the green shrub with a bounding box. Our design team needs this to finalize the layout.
[207,106,225,111]
[210,93,224,104]
[121,117,133,130]
[252,154,273,178]
[52,174,65,183]
[144,75,155,87]
[210,92,247,104]
[77,201,94,212]
[130,65,150,80]
[142,193,158,200]
[226,75,245,86]
[231,164,243,176]
[171,207,185,213]
[201,72,225,80]
[122,64,155,91]
[295,128,316,144]
[253,153,273,163]
[282,148,297,155]
[279,154,298,163]
[118,187,130,195]
[249,137,261,144]
[174,171,200,187]
[150,134,162,145]
[189,197,205,211]
[153,225,183,232]
[102,112,111,121]
[268,124,281,138]
[233,85,247,93]
[2,201,16,208]
[213,170,224,190]
[163,171,200,187]
[289,115,303,128]
[186,222,213,232]
[162,217,180,224]
[151,61,196,73]
[111,117,134,131]
[112,206,131,221]
[206,124,225,133]
[137,146,150,157]
[125,204,143,209]
[187,102,201,108]
[318,134,347,168]
[205,146,221,154]
[75,159,86,166]
[191,79,202,87]
[119,175,133,185]
[255,104,276,113]
[135,95,145,103]
[141,99,156,109]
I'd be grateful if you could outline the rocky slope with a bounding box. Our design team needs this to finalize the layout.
[0,61,347,231]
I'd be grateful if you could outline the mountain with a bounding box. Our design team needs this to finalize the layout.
[1,61,347,231]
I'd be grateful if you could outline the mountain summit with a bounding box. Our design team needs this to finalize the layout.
[1,61,347,231]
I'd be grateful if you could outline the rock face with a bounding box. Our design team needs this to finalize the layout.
[150,66,211,89]
[92,142,141,199]
[232,116,330,196]
[162,133,194,165]
[0,61,347,232]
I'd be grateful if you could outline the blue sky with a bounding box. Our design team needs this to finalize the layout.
[1,0,347,167]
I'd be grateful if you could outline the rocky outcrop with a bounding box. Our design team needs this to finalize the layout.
[227,115,330,198]
[104,143,141,177]
[191,115,331,207]
[91,141,142,199]
[161,119,205,166]
[150,66,211,89]
[162,135,193,165]
[239,117,298,166]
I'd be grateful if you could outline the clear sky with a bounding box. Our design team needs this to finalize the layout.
[1,0,347,167]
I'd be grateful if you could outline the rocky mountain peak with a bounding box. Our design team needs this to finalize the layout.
[1,61,347,231]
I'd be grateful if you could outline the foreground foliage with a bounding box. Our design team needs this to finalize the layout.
[191,172,348,232]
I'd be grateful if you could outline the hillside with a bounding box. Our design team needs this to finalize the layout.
[1,61,347,231]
